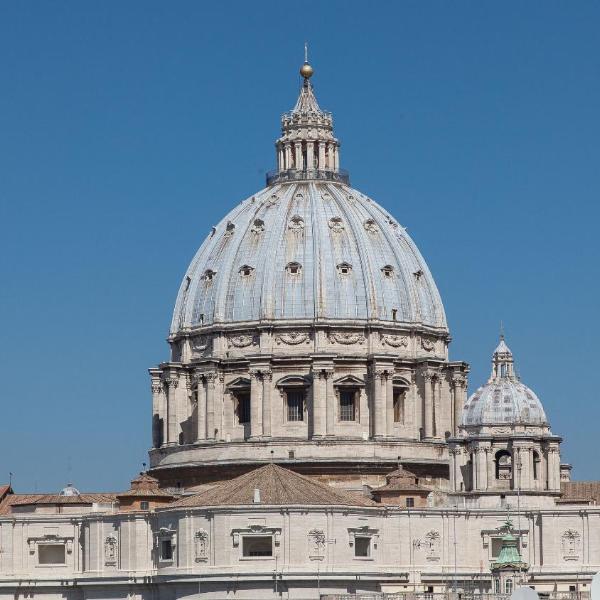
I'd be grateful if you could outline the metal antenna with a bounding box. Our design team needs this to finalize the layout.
[9,472,13,488]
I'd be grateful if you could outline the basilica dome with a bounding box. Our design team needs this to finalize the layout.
[170,182,446,333]
[462,337,548,427]
[170,66,446,336]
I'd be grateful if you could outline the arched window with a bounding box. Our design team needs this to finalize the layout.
[495,450,512,481]
[336,262,352,276]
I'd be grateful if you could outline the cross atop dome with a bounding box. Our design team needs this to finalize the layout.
[267,51,348,186]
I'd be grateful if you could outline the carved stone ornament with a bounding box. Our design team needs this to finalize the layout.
[328,331,365,345]
[151,382,163,394]
[104,535,118,566]
[228,334,256,349]
[561,529,581,561]
[413,529,440,561]
[380,333,409,348]
[421,337,435,351]
[194,529,209,562]
[275,331,310,345]
[267,193,279,206]
[308,529,326,560]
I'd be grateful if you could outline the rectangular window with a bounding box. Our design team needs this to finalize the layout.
[405,497,414,508]
[140,501,149,510]
[236,392,251,424]
[354,536,371,557]
[242,536,273,557]
[339,390,357,421]
[286,390,305,422]
[160,539,173,561]
[393,388,406,423]
[38,544,66,565]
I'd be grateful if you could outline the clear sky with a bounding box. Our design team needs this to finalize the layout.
[1,2,598,492]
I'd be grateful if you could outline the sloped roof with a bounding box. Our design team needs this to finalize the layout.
[0,493,116,513]
[118,472,173,498]
[373,466,430,495]
[560,481,600,504]
[169,464,376,508]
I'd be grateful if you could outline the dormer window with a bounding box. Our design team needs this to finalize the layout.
[288,215,304,231]
[286,262,302,276]
[382,265,394,278]
[203,269,216,282]
[337,262,352,276]
[251,218,265,234]
[239,265,255,277]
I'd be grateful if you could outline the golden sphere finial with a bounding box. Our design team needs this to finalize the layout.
[300,62,314,79]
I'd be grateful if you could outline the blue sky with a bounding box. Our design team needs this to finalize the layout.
[0,2,598,491]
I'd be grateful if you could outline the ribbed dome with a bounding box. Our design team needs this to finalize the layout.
[463,379,547,427]
[462,337,548,427]
[170,181,447,334]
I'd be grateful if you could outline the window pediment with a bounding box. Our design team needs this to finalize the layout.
[334,375,365,388]
[276,375,311,388]
[227,377,251,391]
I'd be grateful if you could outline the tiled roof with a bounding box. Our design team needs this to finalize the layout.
[0,485,12,498]
[169,464,376,508]
[117,473,173,498]
[0,493,116,513]
[560,481,600,504]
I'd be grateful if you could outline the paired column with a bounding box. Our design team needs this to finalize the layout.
[250,369,263,439]
[262,371,272,438]
[325,369,335,436]
[311,369,327,438]
[205,372,217,441]
[195,375,207,442]
[166,377,179,444]
[306,142,314,170]
[372,368,387,438]
[423,371,434,439]
[451,375,466,434]
[150,376,164,448]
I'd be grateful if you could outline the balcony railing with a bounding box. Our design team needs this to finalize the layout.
[266,168,350,186]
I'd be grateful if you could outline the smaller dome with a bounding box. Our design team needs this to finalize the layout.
[462,337,548,427]
[59,483,80,497]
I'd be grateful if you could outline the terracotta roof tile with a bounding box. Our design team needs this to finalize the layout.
[561,481,600,504]
[1,493,116,512]
[169,464,376,509]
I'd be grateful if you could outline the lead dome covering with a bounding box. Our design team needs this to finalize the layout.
[170,181,447,334]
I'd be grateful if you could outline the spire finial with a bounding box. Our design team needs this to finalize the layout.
[299,43,314,79]
[500,320,505,341]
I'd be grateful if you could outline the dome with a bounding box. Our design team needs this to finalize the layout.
[462,337,548,427]
[171,183,447,334]
[59,483,81,496]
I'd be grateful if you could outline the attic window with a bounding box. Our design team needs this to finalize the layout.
[382,265,394,278]
[337,262,352,276]
[38,544,66,565]
[239,265,255,277]
[203,269,216,282]
[286,262,302,276]
[392,309,398,321]
[413,269,423,281]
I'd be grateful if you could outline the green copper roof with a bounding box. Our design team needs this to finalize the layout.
[491,519,528,572]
